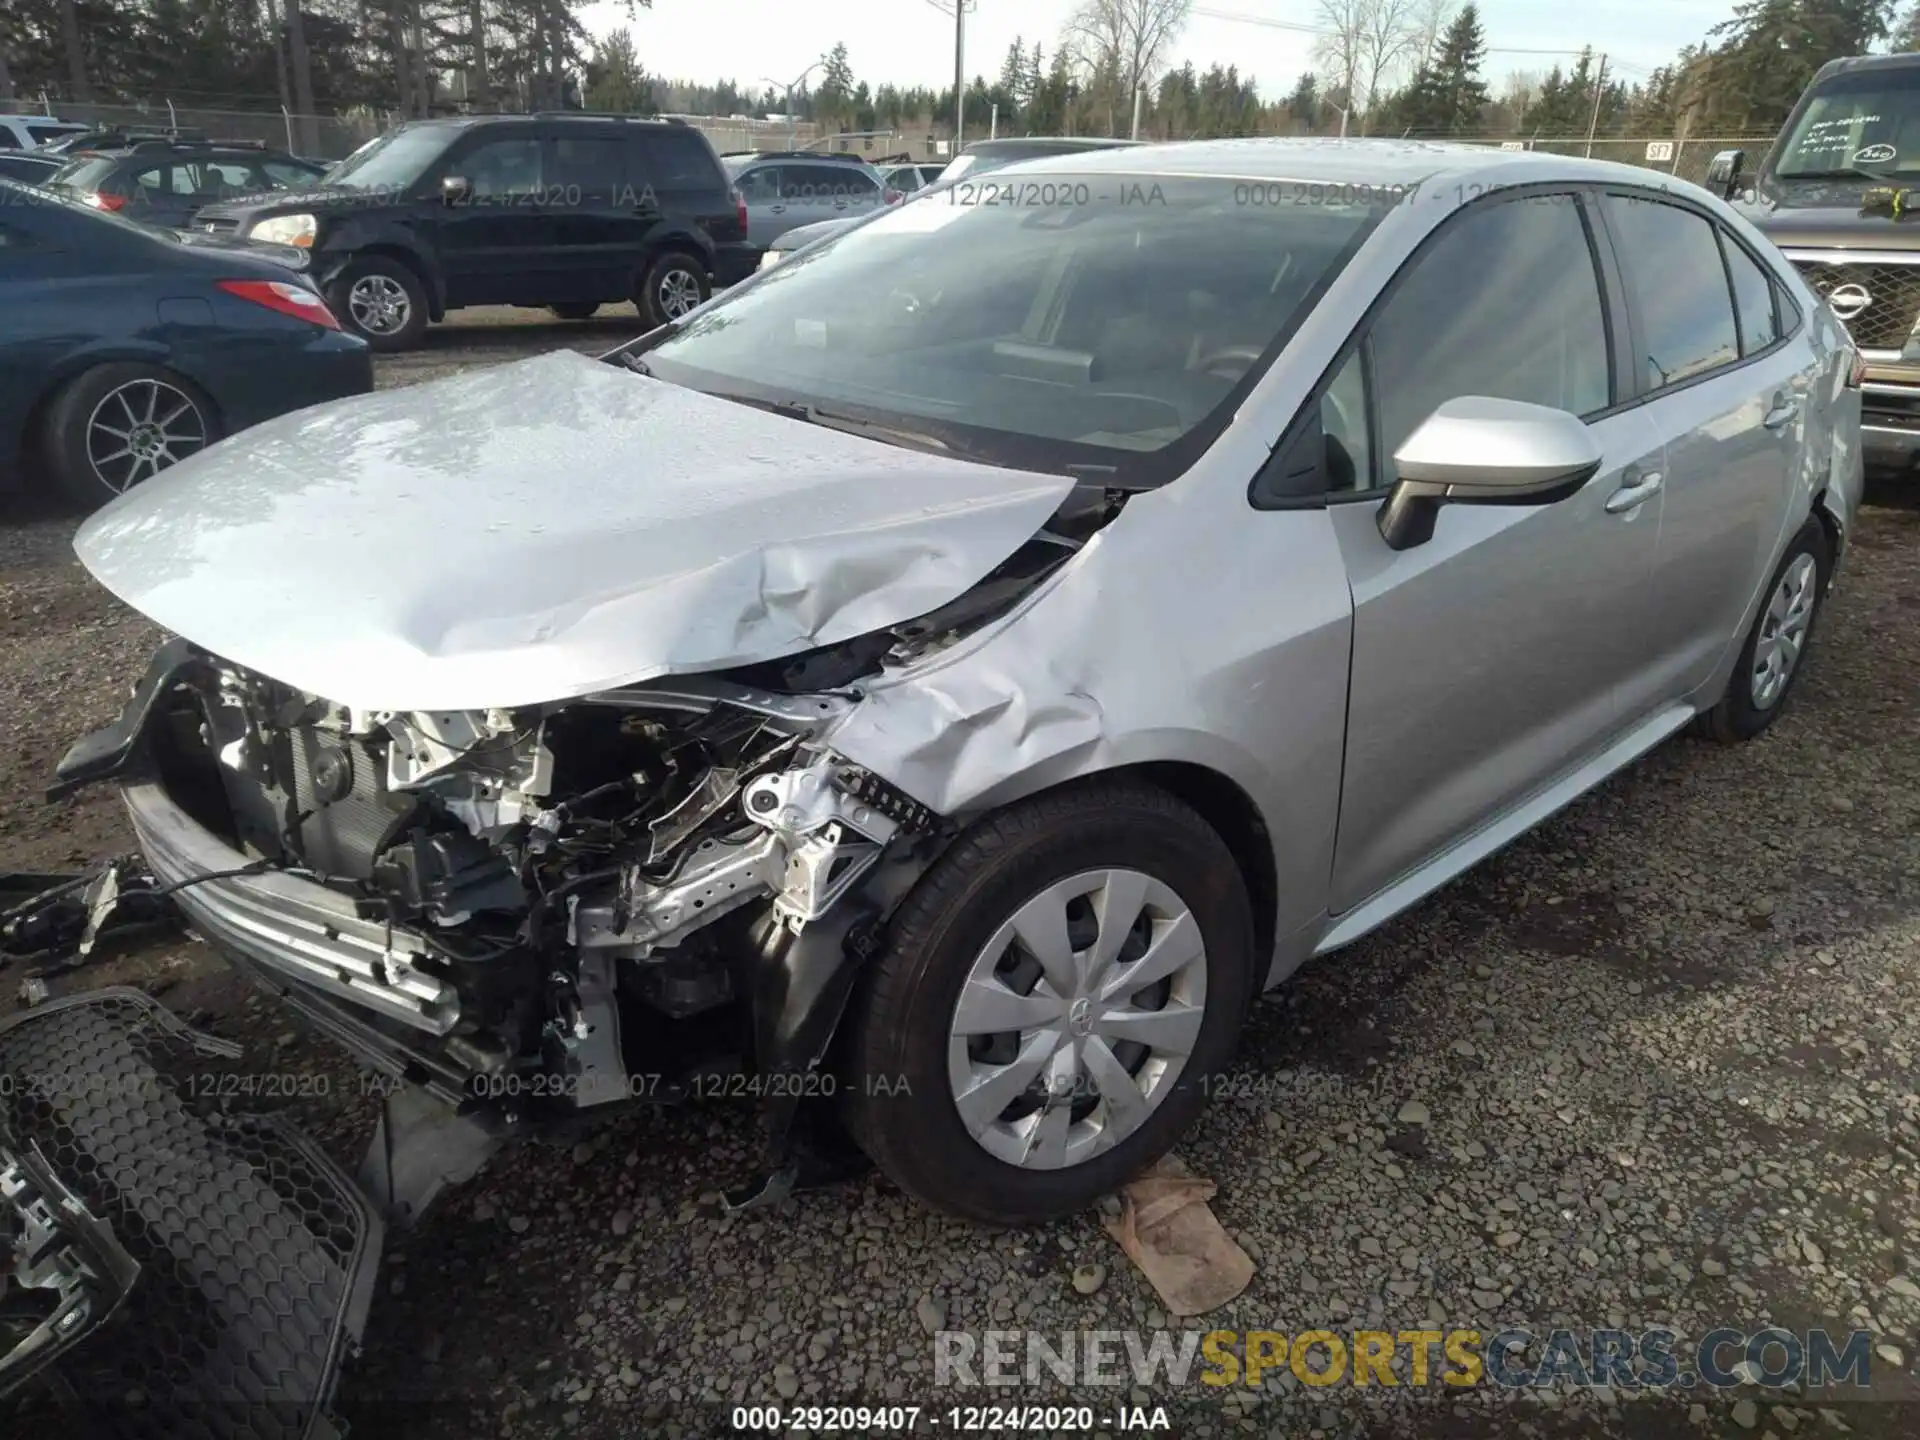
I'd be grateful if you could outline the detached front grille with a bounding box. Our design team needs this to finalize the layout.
[0,990,381,1440]
[1790,257,1920,351]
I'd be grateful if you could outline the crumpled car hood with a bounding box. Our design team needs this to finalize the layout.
[74,350,1075,711]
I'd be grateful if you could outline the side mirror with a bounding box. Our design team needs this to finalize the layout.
[441,175,471,205]
[1376,396,1602,552]
[1705,149,1747,201]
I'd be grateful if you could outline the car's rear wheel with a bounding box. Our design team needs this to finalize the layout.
[637,251,709,328]
[1697,515,1833,743]
[840,780,1255,1225]
[43,363,220,509]
[329,256,428,351]
[548,302,601,321]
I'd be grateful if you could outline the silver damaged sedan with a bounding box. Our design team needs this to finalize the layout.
[60,140,1865,1225]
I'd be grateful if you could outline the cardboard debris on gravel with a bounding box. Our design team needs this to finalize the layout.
[1102,1154,1254,1316]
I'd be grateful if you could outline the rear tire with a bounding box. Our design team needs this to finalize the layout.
[548,302,600,321]
[43,363,220,510]
[1696,515,1832,743]
[840,780,1255,1226]
[328,255,429,351]
[637,251,709,328]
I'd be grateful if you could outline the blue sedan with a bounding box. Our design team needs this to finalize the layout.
[0,178,372,509]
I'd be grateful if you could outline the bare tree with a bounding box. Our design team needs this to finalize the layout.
[0,44,13,110]
[1502,68,1540,125]
[1314,0,1368,135]
[1357,0,1419,134]
[1411,0,1455,70]
[1068,0,1194,132]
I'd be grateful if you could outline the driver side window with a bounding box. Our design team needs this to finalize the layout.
[459,137,544,199]
[1256,192,1612,505]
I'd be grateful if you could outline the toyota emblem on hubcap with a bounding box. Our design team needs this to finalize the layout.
[1068,997,1094,1037]
[1827,282,1873,320]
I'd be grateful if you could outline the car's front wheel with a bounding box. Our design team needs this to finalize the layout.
[841,780,1255,1225]
[43,363,221,509]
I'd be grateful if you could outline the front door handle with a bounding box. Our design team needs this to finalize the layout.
[1763,392,1801,429]
[1605,470,1663,514]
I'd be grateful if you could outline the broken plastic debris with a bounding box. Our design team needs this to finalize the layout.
[1101,1154,1254,1317]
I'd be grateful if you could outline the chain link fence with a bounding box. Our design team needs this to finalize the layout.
[32,100,867,162]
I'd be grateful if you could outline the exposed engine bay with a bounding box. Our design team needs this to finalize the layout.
[48,490,1124,1218]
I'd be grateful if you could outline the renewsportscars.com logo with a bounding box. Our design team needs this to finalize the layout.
[935,1326,1881,1392]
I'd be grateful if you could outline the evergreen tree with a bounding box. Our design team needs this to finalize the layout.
[1285,71,1320,131]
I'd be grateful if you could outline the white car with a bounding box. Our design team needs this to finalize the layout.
[0,115,87,151]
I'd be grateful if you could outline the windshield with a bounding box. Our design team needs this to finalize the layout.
[1775,69,1920,179]
[637,172,1384,484]
[322,126,450,191]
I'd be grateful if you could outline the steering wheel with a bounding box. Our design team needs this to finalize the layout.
[1195,344,1265,381]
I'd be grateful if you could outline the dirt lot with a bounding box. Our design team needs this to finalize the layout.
[2,314,1918,1439]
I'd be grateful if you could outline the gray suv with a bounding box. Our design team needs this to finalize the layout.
[722,151,891,249]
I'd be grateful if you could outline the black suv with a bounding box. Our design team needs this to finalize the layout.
[191,113,753,350]
[47,138,326,229]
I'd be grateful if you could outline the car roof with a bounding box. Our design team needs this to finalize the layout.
[992,135,1696,191]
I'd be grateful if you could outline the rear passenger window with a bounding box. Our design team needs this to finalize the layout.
[735,166,780,202]
[1368,194,1611,487]
[549,135,623,197]
[631,131,720,190]
[1601,194,1740,389]
[1722,234,1780,356]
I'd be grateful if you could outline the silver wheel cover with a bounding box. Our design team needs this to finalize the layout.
[1750,551,1818,710]
[947,868,1208,1170]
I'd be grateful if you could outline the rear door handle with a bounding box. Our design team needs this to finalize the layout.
[1763,393,1801,429]
[1605,470,1663,514]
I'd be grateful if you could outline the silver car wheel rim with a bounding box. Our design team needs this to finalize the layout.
[658,268,701,317]
[85,379,207,492]
[348,274,410,335]
[947,868,1207,1171]
[1750,552,1818,710]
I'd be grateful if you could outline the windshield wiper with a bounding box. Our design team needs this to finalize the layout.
[709,391,955,455]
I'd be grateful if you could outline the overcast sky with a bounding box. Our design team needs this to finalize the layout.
[577,0,1748,99]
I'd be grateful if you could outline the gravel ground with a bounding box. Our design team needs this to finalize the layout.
[1,317,1917,1440]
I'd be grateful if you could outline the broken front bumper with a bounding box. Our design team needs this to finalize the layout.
[0,989,382,1439]
[123,781,458,1036]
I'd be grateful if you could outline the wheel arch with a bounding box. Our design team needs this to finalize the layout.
[327,243,444,322]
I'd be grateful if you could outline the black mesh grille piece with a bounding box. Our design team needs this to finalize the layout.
[1792,259,1920,351]
[0,989,380,1440]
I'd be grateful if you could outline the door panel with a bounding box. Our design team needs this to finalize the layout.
[1329,405,1665,911]
[435,133,553,308]
[737,165,786,246]
[1327,190,1667,913]
[1598,194,1804,704]
[545,133,633,303]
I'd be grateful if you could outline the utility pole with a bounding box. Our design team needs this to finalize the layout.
[953,0,966,158]
[1583,52,1608,158]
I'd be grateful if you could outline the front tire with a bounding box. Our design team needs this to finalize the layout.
[43,363,220,509]
[841,780,1255,1225]
[1697,515,1832,743]
[637,251,709,328]
[329,255,429,351]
